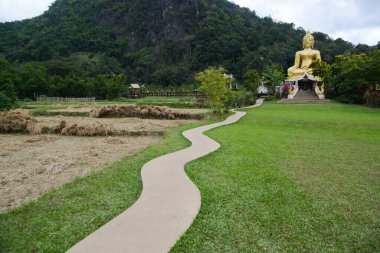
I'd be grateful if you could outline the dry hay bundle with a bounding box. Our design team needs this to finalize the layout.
[0,109,41,134]
[61,123,115,136]
[90,105,204,120]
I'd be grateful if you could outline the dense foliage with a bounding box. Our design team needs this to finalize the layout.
[1,0,378,108]
[0,54,127,110]
[312,49,380,107]
[0,0,358,88]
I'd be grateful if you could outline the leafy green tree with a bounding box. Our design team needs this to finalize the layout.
[196,67,230,113]
[105,73,127,100]
[262,65,285,92]
[0,80,17,110]
[243,69,260,95]
[0,56,18,110]
[310,60,332,83]
[331,49,380,104]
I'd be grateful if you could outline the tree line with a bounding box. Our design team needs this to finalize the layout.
[1,0,379,109]
[312,49,380,107]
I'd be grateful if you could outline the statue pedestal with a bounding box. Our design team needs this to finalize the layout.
[285,74,325,100]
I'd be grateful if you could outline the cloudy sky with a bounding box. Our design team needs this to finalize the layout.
[0,0,379,45]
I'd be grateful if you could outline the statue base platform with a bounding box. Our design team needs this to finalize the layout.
[284,72,325,100]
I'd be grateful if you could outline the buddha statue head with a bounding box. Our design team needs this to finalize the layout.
[302,32,314,49]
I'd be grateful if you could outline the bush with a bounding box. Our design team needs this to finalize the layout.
[225,91,256,110]
[331,50,380,107]
[363,86,380,107]
[236,92,256,107]
[0,92,15,111]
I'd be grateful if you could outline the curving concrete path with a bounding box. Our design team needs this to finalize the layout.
[67,99,264,253]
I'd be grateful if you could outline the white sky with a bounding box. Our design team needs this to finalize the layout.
[230,0,380,45]
[0,0,379,45]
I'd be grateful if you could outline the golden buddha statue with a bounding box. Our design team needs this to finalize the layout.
[287,32,321,81]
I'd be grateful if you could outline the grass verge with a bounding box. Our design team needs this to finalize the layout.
[0,117,223,253]
[171,103,380,253]
[20,96,204,109]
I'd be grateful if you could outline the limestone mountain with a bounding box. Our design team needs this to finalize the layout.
[0,0,355,85]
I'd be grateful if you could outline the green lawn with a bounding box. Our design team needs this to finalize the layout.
[2,102,379,252]
[0,119,219,253]
[171,103,380,253]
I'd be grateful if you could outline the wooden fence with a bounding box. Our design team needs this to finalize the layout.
[36,96,96,102]
[138,90,206,97]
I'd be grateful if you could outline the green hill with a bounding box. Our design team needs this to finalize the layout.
[0,0,355,86]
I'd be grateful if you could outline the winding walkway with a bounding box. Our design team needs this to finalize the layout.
[67,99,264,253]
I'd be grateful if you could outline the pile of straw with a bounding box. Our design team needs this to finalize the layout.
[60,123,115,136]
[90,105,204,120]
[0,110,41,134]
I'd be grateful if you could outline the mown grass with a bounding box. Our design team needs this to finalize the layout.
[171,103,380,253]
[0,118,220,253]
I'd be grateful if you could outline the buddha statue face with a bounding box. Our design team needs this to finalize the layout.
[303,32,314,49]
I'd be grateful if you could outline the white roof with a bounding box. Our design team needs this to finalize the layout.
[257,85,269,93]
[130,83,140,88]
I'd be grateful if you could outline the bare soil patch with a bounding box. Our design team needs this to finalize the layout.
[0,117,198,212]
[0,134,161,212]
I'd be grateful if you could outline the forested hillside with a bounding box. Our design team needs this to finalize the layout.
[3,0,378,108]
[0,0,360,87]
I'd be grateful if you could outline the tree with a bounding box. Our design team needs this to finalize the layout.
[0,56,18,110]
[330,49,380,105]
[262,65,285,92]
[310,60,332,83]
[243,69,260,95]
[196,67,230,113]
[0,80,17,110]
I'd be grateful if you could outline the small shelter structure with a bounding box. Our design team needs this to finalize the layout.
[130,83,141,98]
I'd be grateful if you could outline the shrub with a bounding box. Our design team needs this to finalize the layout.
[237,92,256,107]
[0,92,15,111]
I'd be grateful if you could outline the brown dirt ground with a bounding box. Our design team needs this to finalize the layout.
[0,118,198,212]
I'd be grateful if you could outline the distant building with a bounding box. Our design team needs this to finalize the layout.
[130,83,140,98]
[257,85,269,95]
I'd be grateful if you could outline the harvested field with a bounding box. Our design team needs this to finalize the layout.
[0,134,159,212]
[90,105,205,120]
[30,105,208,118]
[0,116,200,212]
[0,102,205,212]
[49,106,208,114]
[36,116,198,134]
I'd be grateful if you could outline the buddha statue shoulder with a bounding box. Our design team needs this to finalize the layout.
[287,32,321,81]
